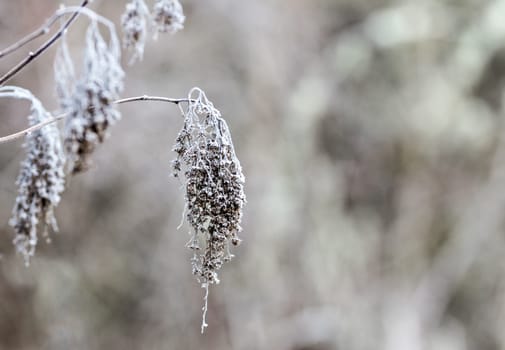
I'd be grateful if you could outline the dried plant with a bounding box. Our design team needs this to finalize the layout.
[121,0,150,64]
[121,0,184,63]
[55,13,124,174]
[153,0,185,36]
[0,0,245,333]
[2,86,65,265]
[172,88,246,332]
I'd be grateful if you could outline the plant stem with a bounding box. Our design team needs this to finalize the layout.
[0,114,66,144]
[115,95,192,105]
[0,95,192,144]
[0,12,66,59]
[0,0,89,86]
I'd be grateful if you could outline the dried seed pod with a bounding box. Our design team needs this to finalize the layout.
[153,0,185,36]
[121,0,150,64]
[173,88,246,287]
[3,86,65,265]
[56,19,124,174]
[173,88,245,332]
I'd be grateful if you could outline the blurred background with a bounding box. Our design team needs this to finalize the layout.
[2,0,505,349]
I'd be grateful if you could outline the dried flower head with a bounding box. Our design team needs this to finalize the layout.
[153,0,185,37]
[56,19,124,174]
[3,86,65,265]
[121,0,150,64]
[172,88,245,332]
[173,88,246,285]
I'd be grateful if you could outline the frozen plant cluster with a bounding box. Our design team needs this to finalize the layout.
[153,0,185,35]
[3,0,244,333]
[121,0,150,63]
[172,88,246,287]
[121,0,185,63]
[56,17,124,174]
[4,87,66,265]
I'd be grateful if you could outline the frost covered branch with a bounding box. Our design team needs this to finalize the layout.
[0,96,193,144]
[0,0,89,86]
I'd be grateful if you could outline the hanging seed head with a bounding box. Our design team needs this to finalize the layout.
[4,87,66,265]
[121,0,150,64]
[172,88,246,286]
[56,20,124,174]
[153,0,185,37]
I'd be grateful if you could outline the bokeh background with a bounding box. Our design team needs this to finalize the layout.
[2,0,505,349]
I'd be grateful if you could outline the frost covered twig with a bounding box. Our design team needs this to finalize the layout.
[0,114,66,144]
[0,0,89,86]
[0,96,193,144]
[115,95,193,105]
[0,16,62,59]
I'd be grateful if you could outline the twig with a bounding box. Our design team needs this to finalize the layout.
[0,0,89,86]
[0,114,66,144]
[115,95,192,105]
[0,11,66,59]
[0,95,192,144]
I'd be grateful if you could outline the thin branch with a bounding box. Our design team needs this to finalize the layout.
[115,95,192,105]
[0,0,89,86]
[0,11,66,59]
[0,114,66,144]
[0,95,192,144]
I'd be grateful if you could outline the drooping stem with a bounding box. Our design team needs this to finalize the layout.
[0,95,192,144]
[0,0,89,86]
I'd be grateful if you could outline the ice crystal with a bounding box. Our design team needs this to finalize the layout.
[121,0,150,64]
[4,86,65,265]
[56,20,124,174]
[153,0,185,36]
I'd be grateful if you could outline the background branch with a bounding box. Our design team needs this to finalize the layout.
[0,11,67,59]
[0,0,89,86]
